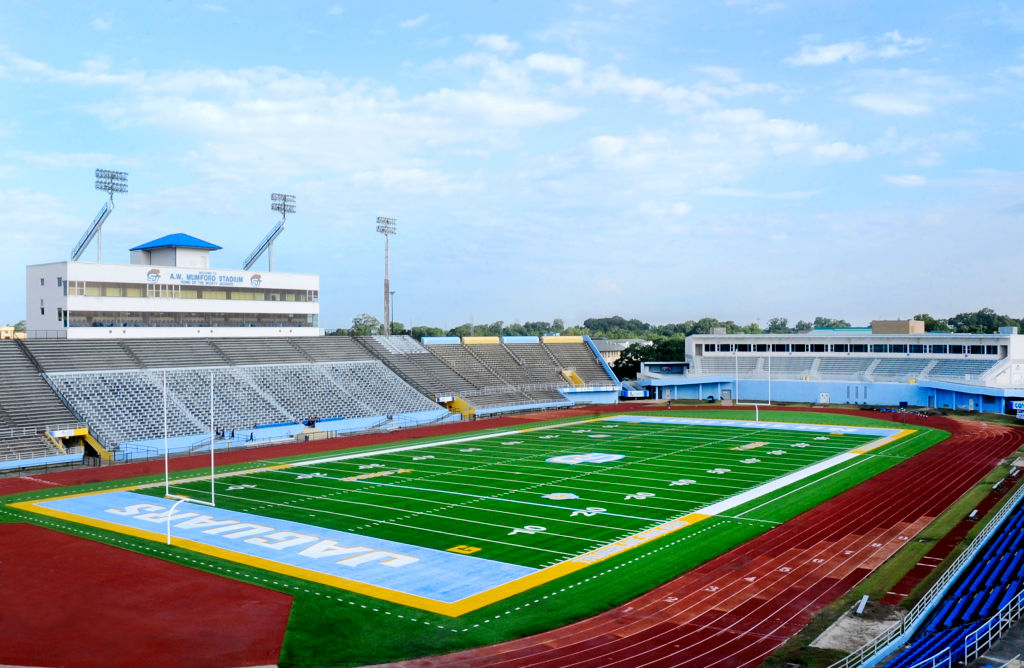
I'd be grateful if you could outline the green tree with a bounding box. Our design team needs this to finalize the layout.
[13,320,25,332]
[611,337,687,380]
[947,308,1017,334]
[812,316,851,329]
[794,320,813,332]
[766,317,791,333]
[913,313,951,332]
[409,325,444,339]
[350,313,384,335]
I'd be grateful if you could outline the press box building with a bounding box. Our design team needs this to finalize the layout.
[26,233,320,339]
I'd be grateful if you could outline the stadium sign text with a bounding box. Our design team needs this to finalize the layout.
[162,270,249,286]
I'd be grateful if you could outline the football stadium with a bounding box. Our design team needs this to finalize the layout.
[3,199,1024,668]
[4,6,1024,668]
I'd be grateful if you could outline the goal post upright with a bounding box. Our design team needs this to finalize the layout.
[162,368,217,507]
[210,370,215,507]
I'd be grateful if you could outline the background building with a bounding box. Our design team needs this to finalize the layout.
[637,321,1024,414]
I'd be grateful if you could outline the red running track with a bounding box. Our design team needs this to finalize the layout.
[383,412,1024,668]
[0,522,292,668]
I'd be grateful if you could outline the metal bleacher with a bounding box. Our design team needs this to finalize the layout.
[816,357,874,376]
[291,336,376,362]
[0,341,79,427]
[871,357,932,379]
[928,358,999,381]
[691,354,1002,385]
[356,336,477,399]
[45,360,441,448]
[0,341,80,463]
[542,342,617,385]
[23,339,140,372]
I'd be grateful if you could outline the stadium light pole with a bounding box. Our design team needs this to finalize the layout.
[269,193,296,272]
[94,169,128,262]
[389,290,395,334]
[376,217,397,336]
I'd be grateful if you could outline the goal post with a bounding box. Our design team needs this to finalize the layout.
[163,369,216,507]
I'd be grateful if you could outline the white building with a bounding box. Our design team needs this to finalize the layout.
[636,321,1024,413]
[27,233,320,339]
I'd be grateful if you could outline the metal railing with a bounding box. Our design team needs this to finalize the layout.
[0,422,83,439]
[829,478,1024,668]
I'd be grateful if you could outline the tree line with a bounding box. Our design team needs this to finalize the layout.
[329,308,1024,339]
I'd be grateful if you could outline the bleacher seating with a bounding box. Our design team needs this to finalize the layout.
[44,360,442,449]
[699,356,759,375]
[427,343,511,390]
[0,434,61,462]
[121,339,228,367]
[291,336,376,362]
[929,359,998,380]
[872,358,932,379]
[23,339,140,372]
[357,336,477,398]
[885,499,1024,667]
[419,340,585,411]
[689,354,1001,385]
[816,357,874,376]
[543,342,617,385]
[0,341,78,428]
[211,338,312,365]
[0,334,615,464]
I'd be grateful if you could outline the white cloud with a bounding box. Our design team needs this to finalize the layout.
[327,5,343,16]
[474,34,520,55]
[587,64,711,110]
[524,52,585,78]
[9,151,120,168]
[787,31,928,66]
[787,41,869,66]
[400,14,429,29]
[418,89,581,127]
[812,141,868,161]
[725,0,786,13]
[876,30,929,58]
[199,4,226,12]
[671,202,693,217]
[884,174,927,187]
[90,18,111,31]
[351,167,474,196]
[850,93,930,115]
[694,66,779,98]
[847,70,968,116]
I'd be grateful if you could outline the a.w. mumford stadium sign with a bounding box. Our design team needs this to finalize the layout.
[146,268,262,288]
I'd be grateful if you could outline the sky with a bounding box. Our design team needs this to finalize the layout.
[1,1,1022,330]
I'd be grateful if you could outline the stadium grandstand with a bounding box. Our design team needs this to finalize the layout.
[0,334,619,470]
[637,320,1024,415]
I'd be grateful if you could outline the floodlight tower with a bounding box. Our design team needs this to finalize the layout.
[71,169,127,262]
[242,193,294,271]
[376,216,397,336]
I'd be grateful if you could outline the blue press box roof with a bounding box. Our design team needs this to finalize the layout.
[130,233,223,251]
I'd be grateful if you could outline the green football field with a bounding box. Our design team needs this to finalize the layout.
[3,410,948,666]
[146,414,886,573]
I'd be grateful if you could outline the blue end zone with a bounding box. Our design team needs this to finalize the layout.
[36,490,537,604]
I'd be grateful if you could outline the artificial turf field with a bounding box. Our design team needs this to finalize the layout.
[3,410,948,666]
